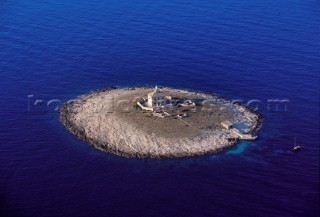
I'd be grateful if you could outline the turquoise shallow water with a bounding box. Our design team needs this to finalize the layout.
[0,0,319,216]
[227,142,249,155]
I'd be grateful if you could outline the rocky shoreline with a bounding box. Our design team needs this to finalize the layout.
[60,86,261,158]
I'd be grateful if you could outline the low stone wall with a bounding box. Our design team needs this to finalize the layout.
[137,101,153,111]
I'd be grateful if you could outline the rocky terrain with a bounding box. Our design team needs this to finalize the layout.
[60,86,261,158]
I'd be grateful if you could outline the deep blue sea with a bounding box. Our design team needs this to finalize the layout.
[0,0,319,216]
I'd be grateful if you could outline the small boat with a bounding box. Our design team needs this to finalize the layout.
[293,137,303,152]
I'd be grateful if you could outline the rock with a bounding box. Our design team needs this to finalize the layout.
[60,86,261,158]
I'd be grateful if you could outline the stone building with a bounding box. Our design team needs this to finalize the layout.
[147,86,167,107]
[221,121,233,130]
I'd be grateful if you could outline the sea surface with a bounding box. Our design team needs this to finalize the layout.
[0,0,319,216]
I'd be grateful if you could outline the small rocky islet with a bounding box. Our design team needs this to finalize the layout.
[60,86,261,158]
